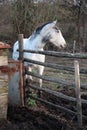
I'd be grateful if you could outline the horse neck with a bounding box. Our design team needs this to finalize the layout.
[28,35,45,51]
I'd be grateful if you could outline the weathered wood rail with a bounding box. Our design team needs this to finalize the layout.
[23,49,87,59]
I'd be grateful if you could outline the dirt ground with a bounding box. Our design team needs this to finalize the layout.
[0,90,87,130]
[0,105,75,130]
[0,106,86,130]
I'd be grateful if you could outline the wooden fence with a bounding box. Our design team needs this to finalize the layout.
[18,34,87,128]
[0,42,10,119]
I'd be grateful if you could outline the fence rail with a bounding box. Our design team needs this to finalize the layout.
[23,49,87,59]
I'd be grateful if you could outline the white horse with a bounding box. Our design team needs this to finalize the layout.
[13,20,66,88]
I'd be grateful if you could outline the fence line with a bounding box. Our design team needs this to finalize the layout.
[18,34,87,127]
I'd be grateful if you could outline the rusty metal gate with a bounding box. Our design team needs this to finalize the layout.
[8,60,24,106]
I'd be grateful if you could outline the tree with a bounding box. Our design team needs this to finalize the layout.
[9,0,87,51]
[10,0,37,37]
[63,0,87,52]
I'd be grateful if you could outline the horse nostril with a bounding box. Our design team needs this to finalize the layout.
[64,43,67,47]
[60,43,66,48]
[63,43,66,48]
[60,45,63,48]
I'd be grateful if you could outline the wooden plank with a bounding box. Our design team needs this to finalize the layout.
[0,56,8,66]
[0,75,8,94]
[0,73,8,119]
[0,45,9,120]
[0,93,8,119]
[0,65,8,119]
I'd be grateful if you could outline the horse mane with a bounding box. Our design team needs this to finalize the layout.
[35,21,52,34]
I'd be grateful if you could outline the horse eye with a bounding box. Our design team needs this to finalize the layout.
[54,26,59,33]
[57,30,59,33]
[55,30,59,33]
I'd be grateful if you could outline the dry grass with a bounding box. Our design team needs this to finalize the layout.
[41,56,87,90]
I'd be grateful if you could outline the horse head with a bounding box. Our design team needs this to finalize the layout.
[35,20,66,49]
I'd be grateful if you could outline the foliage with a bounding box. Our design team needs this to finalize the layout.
[0,0,87,51]
[27,92,37,107]
[10,0,78,36]
[10,0,37,37]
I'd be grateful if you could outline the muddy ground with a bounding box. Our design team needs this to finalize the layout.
[0,105,76,130]
[0,90,87,130]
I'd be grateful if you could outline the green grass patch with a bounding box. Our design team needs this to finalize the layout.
[26,92,37,107]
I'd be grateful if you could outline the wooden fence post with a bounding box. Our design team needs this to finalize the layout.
[18,34,24,61]
[74,60,82,127]
[73,40,76,53]
[18,34,25,106]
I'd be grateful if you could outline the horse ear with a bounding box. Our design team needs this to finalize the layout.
[53,20,57,25]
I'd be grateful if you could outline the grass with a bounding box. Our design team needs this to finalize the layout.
[31,57,87,92]
[26,92,37,107]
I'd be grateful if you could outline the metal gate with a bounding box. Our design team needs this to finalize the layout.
[8,60,24,106]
